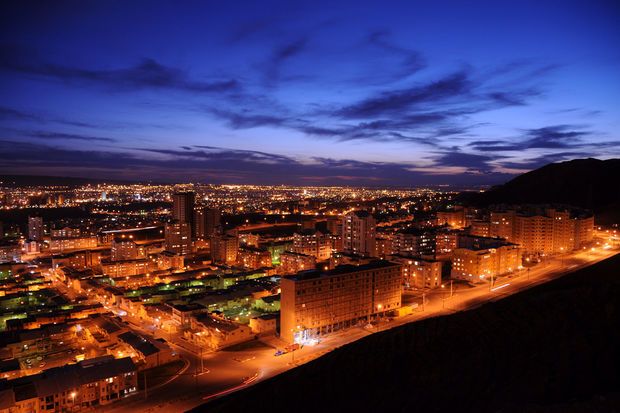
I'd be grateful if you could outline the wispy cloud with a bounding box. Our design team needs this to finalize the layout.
[0,44,240,93]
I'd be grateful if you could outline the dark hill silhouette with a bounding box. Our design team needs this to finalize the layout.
[460,158,620,223]
[191,253,620,413]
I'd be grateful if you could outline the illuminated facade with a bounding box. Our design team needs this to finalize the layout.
[0,356,137,412]
[436,207,465,228]
[279,251,316,274]
[164,221,192,255]
[280,260,402,343]
[172,191,195,236]
[451,244,521,282]
[292,229,332,261]
[392,228,435,256]
[237,246,272,269]
[50,237,98,253]
[210,234,238,265]
[195,207,221,239]
[111,238,146,261]
[389,254,442,289]
[342,210,376,257]
[27,216,43,241]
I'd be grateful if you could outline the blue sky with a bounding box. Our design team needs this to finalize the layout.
[1,0,619,185]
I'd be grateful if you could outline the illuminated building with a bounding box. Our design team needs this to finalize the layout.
[470,220,491,237]
[489,210,516,241]
[375,236,394,259]
[210,234,238,265]
[27,216,43,241]
[392,228,435,256]
[435,229,458,256]
[451,242,521,282]
[111,238,146,261]
[172,191,195,236]
[512,208,593,255]
[342,210,376,257]
[389,254,442,289]
[50,237,98,253]
[0,356,137,412]
[164,221,192,255]
[279,251,316,274]
[51,226,82,239]
[195,207,221,239]
[101,258,153,277]
[156,250,185,270]
[185,313,253,350]
[237,246,272,269]
[292,229,331,261]
[280,260,402,343]
[436,206,466,228]
[52,250,102,270]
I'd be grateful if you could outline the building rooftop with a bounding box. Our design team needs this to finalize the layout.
[118,331,160,357]
[286,260,399,281]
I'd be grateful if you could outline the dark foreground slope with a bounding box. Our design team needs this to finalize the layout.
[192,254,620,413]
[460,158,620,224]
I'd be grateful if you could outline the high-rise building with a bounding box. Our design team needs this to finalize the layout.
[485,207,594,255]
[172,192,195,235]
[342,210,376,257]
[28,216,43,241]
[165,221,192,255]
[210,234,238,265]
[489,210,516,241]
[195,207,221,239]
[280,260,402,343]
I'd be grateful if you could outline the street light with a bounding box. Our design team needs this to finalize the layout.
[70,391,77,411]
[441,284,446,309]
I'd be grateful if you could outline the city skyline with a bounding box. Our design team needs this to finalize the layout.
[1,0,619,185]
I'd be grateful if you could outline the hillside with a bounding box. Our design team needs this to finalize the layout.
[460,158,620,223]
[192,253,620,413]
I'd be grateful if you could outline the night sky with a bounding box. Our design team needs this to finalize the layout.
[1,0,619,186]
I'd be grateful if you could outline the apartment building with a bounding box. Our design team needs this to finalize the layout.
[280,260,402,343]
[0,356,137,412]
[342,211,376,257]
[451,242,521,282]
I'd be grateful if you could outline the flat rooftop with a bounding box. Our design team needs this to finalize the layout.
[286,260,400,281]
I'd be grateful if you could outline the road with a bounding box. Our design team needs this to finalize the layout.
[94,236,620,412]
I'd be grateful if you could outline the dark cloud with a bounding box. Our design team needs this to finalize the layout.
[337,70,472,119]
[0,44,239,93]
[262,37,309,85]
[0,140,512,186]
[208,108,289,129]
[29,131,116,142]
[497,151,594,170]
[467,125,619,152]
[0,106,39,121]
[364,29,426,81]
[228,19,274,43]
[432,149,498,170]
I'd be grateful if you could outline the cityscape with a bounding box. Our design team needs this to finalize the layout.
[1,1,619,413]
